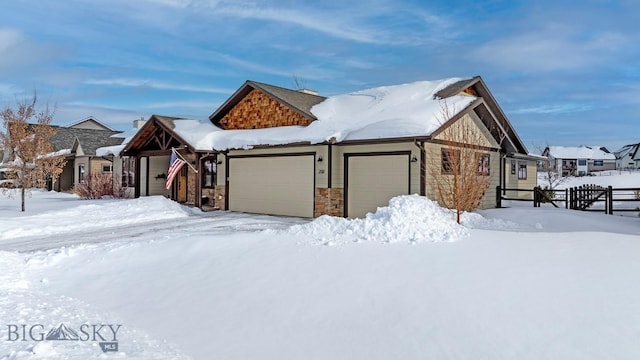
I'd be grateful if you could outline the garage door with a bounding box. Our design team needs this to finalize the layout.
[346,154,410,218]
[228,155,315,217]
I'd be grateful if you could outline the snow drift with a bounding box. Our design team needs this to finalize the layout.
[286,195,469,244]
[0,196,191,240]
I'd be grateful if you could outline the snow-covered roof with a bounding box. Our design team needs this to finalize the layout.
[172,78,477,151]
[614,143,640,160]
[96,127,141,156]
[547,146,615,160]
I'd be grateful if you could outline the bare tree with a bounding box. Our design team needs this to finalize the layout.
[292,75,309,91]
[0,94,66,211]
[428,101,492,224]
[536,144,568,191]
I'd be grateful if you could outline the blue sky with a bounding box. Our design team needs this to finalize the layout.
[1,0,638,152]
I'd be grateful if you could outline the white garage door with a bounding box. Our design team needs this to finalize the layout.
[228,155,315,217]
[347,154,410,218]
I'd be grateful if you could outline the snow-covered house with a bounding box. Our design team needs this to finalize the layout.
[614,143,640,170]
[96,119,147,198]
[48,125,125,191]
[122,76,537,217]
[541,145,616,177]
[0,118,124,191]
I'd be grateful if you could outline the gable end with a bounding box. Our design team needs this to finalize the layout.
[219,88,314,130]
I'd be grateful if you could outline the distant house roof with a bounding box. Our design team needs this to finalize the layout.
[209,80,327,126]
[50,126,124,156]
[65,116,116,131]
[545,145,616,160]
[614,143,640,160]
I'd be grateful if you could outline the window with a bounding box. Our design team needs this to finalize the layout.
[578,159,587,166]
[78,164,85,184]
[441,149,460,175]
[518,161,527,180]
[122,157,136,187]
[203,159,216,188]
[102,164,113,173]
[511,159,516,175]
[593,160,603,166]
[477,153,490,176]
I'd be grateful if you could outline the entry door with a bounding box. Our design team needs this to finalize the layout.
[177,166,188,203]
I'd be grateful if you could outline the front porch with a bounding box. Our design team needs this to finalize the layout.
[121,115,218,209]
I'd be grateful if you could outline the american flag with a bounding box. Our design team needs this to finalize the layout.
[165,150,186,190]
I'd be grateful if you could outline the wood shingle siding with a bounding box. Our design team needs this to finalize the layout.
[219,89,313,129]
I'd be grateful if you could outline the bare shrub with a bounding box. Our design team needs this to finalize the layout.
[428,101,493,224]
[73,173,126,199]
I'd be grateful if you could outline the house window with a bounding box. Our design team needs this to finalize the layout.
[78,164,85,184]
[203,159,216,188]
[102,164,113,173]
[593,160,603,166]
[441,149,460,175]
[518,161,527,180]
[511,159,516,175]
[477,153,490,176]
[578,159,587,166]
[122,157,136,187]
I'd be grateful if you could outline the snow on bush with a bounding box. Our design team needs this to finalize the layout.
[286,194,469,245]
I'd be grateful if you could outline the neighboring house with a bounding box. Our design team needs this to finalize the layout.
[66,116,117,131]
[96,118,148,198]
[121,76,537,218]
[541,145,616,176]
[614,143,640,170]
[48,124,125,191]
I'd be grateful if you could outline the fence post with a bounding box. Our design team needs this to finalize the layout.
[608,185,613,215]
[569,187,573,209]
[533,187,537,207]
[565,188,568,209]
[496,185,501,208]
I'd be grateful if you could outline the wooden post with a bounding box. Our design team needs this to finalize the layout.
[569,187,573,209]
[134,155,141,198]
[565,188,568,209]
[496,185,501,208]
[608,186,613,215]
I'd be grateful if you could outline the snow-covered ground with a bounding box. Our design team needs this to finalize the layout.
[1,180,639,359]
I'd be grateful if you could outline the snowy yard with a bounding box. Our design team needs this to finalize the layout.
[1,183,640,359]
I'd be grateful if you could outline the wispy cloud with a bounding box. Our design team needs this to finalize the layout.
[85,78,233,94]
[510,103,593,115]
[0,28,22,51]
[472,24,626,73]
[191,0,452,46]
[143,100,219,109]
[196,2,385,44]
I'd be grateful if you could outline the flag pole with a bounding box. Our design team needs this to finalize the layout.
[171,147,198,173]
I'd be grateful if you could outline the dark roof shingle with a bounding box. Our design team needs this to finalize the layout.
[50,126,124,155]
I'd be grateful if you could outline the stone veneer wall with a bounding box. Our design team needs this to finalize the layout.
[213,185,226,210]
[314,188,344,217]
[202,188,216,208]
[186,154,197,204]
